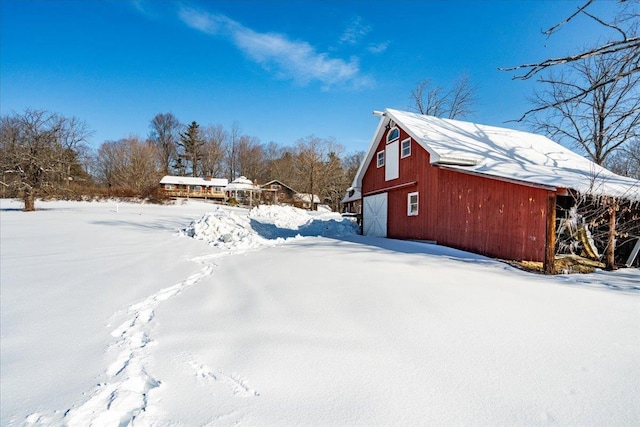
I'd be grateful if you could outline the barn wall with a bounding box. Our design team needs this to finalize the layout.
[362,124,550,262]
[362,126,432,193]
[385,138,439,239]
[433,169,549,261]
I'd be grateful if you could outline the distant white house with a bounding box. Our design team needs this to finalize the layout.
[159,176,228,200]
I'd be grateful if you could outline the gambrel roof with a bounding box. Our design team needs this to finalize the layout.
[354,108,640,201]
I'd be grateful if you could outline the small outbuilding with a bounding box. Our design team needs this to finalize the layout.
[352,108,640,272]
[340,186,362,215]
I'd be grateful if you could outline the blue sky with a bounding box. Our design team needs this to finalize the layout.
[0,0,618,154]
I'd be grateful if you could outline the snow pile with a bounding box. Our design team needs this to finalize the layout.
[183,204,360,250]
[182,207,273,251]
[248,204,316,229]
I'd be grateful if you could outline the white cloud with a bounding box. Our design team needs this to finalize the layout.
[368,41,390,54]
[177,6,372,90]
[129,0,163,20]
[178,6,229,35]
[339,16,371,45]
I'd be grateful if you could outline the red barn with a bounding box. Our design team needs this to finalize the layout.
[353,109,640,271]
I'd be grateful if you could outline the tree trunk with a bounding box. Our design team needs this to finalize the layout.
[24,191,35,211]
[605,199,617,270]
[544,193,557,275]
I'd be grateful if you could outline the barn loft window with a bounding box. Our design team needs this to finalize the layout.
[387,127,399,144]
[401,138,411,158]
[407,192,419,216]
[377,150,385,167]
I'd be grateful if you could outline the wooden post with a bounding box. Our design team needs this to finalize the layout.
[544,193,557,275]
[606,197,617,270]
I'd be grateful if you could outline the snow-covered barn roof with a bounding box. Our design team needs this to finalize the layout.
[160,175,228,187]
[354,108,640,201]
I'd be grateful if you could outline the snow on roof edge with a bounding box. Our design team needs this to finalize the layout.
[357,108,640,202]
[160,175,228,186]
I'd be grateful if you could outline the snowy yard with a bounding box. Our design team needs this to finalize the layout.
[1,199,638,426]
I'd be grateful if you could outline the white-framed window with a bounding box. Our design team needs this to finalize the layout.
[165,184,175,190]
[377,150,385,167]
[387,127,399,144]
[401,138,411,158]
[407,192,419,216]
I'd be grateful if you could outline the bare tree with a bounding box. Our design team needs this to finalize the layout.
[502,0,639,121]
[236,135,267,182]
[200,124,227,178]
[446,74,478,119]
[226,122,242,180]
[94,137,161,193]
[0,109,91,211]
[293,136,344,210]
[322,150,349,211]
[409,74,477,119]
[342,151,366,184]
[528,51,640,165]
[410,79,447,117]
[94,140,119,189]
[264,143,296,185]
[606,138,640,178]
[149,113,182,175]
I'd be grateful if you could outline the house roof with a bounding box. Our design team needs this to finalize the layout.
[226,176,259,191]
[354,108,640,201]
[261,180,298,193]
[341,187,361,204]
[294,193,321,203]
[160,175,228,187]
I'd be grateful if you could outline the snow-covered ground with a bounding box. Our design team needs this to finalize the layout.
[1,199,638,427]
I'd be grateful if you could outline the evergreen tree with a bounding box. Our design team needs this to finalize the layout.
[178,121,205,177]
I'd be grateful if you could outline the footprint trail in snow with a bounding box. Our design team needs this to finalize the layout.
[24,205,358,426]
[21,256,219,427]
[62,260,216,426]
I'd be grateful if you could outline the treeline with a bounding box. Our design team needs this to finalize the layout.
[0,109,365,211]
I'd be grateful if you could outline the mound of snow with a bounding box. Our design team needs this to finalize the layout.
[248,204,314,229]
[183,205,359,250]
[182,207,273,251]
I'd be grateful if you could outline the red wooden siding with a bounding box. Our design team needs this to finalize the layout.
[363,125,550,262]
[362,126,426,194]
[432,169,548,261]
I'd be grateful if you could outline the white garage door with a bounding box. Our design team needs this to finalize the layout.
[363,193,387,237]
